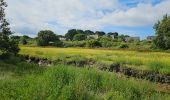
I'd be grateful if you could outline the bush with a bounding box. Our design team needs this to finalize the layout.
[63,41,86,47]
[99,36,113,47]
[119,44,129,48]
[37,30,61,46]
[73,34,86,41]
[86,40,101,48]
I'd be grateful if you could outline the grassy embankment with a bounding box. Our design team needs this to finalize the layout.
[20,46,170,74]
[0,57,170,100]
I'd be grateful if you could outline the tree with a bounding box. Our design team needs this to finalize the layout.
[154,15,170,50]
[95,31,106,36]
[84,30,95,35]
[86,40,101,48]
[37,30,61,46]
[0,0,19,55]
[20,37,28,45]
[108,32,119,39]
[99,36,112,47]
[118,35,129,42]
[65,29,78,41]
[77,29,85,34]
[73,34,86,41]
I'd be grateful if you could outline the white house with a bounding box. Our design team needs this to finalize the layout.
[59,37,66,41]
[87,35,99,39]
[109,35,115,39]
[147,36,156,41]
[125,37,140,42]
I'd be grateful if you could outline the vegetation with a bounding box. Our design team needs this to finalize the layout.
[20,46,170,74]
[154,14,170,50]
[0,57,169,100]
[0,0,19,55]
[37,30,62,46]
[73,34,87,41]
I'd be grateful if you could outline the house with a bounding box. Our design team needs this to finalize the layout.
[109,35,115,39]
[59,37,66,41]
[125,37,140,42]
[87,34,99,39]
[147,36,156,41]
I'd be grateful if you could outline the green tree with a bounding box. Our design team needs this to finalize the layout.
[65,29,78,41]
[108,32,119,39]
[20,37,28,45]
[99,36,112,47]
[86,40,101,48]
[154,15,170,50]
[77,29,85,34]
[73,34,86,41]
[84,30,95,35]
[37,30,61,46]
[95,31,106,36]
[0,0,19,55]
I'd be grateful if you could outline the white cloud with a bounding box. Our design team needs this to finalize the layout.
[5,0,170,36]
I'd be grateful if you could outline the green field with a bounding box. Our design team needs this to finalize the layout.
[20,46,170,74]
[1,46,170,99]
[0,60,170,100]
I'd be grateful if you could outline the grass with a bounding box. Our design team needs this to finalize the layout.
[0,60,170,100]
[20,46,170,74]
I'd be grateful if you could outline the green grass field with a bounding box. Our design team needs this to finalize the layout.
[1,46,170,99]
[0,60,170,100]
[20,46,170,74]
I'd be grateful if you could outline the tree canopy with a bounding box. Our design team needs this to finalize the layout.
[37,30,60,46]
[0,0,19,55]
[73,34,86,41]
[154,15,170,50]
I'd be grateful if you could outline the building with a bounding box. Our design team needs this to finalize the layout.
[125,37,140,42]
[87,34,99,39]
[59,37,66,41]
[147,36,156,41]
[109,35,115,39]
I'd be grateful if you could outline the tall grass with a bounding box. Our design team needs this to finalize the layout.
[20,46,170,74]
[0,64,169,100]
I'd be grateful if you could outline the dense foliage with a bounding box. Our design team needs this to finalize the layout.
[154,15,170,50]
[73,34,86,41]
[0,0,19,55]
[37,30,61,46]
[86,40,101,48]
[0,57,169,100]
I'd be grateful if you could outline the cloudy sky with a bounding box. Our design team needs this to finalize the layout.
[6,0,170,39]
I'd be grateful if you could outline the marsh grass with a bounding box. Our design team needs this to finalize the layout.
[20,46,170,74]
[0,63,169,100]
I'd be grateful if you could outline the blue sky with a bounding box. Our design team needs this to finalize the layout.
[6,0,170,39]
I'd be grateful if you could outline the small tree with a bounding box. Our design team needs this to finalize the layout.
[20,37,28,45]
[95,31,106,36]
[86,40,101,48]
[73,34,86,41]
[108,32,119,39]
[84,30,95,35]
[65,29,78,41]
[37,30,61,46]
[154,15,170,50]
[0,0,19,55]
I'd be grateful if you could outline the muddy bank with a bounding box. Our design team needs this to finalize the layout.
[18,55,170,84]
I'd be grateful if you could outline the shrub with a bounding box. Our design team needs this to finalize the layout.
[37,30,61,46]
[119,44,129,48]
[86,40,101,48]
[73,34,86,41]
[99,36,113,47]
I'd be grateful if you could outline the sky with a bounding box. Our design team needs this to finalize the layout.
[5,0,170,39]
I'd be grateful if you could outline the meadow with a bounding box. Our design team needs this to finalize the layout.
[20,46,170,74]
[0,58,170,100]
[1,46,170,99]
